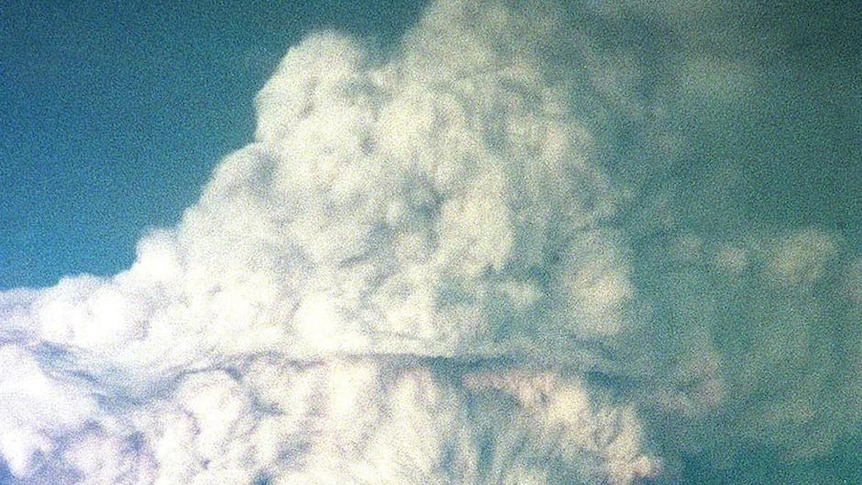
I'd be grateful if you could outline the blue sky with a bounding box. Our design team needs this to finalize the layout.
[1,0,426,289]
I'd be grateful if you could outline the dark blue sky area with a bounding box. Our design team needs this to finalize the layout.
[0,0,426,289]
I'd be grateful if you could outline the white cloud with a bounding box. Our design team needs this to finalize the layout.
[0,0,859,483]
[0,345,96,477]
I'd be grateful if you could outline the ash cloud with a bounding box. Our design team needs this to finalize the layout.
[1,0,859,483]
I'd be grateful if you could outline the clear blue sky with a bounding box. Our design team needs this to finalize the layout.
[0,0,427,289]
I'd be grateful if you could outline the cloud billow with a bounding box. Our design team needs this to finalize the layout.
[1,0,859,483]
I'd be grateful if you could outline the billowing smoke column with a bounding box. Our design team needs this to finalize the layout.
[1,0,859,483]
